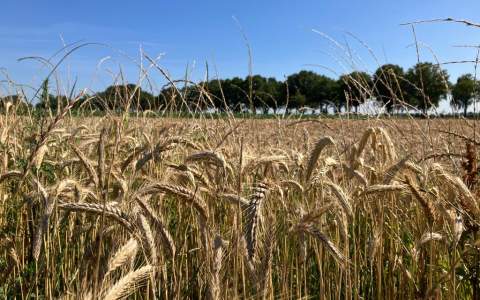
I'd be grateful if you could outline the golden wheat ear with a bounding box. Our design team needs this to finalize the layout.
[136,197,176,257]
[31,177,51,261]
[57,201,134,231]
[102,265,154,300]
[405,176,437,225]
[304,136,335,182]
[208,235,225,300]
[382,155,411,184]
[304,225,350,269]
[324,181,353,217]
[71,144,100,187]
[244,182,269,262]
[105,238,138,278]
[139,182,209,220]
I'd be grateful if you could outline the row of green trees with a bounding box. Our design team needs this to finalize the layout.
[1,62,479,116]
[163,62,478,116]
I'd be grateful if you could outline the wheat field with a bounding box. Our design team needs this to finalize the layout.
[1,103,480,299]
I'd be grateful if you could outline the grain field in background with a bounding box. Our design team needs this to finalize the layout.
[1,107,480,299]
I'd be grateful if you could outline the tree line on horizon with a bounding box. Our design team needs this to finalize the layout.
[1,62,479,116]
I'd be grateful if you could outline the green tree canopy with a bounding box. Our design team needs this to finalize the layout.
[311,74,338,113]
[281,71,337,112]
[24,64,459,116]
[405,62,449,114]
[249,75,281,113]
[91,84,158,111]
[0,94,31,114]
[452,74,477,117]
[219,77,248,112]
[373,64,406,113]
[337,71,372,112]
[36,94,69,112]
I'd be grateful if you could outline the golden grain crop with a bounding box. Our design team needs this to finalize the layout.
[1,109,479,299]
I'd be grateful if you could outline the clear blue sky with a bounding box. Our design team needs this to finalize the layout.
[2,0,480,96]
